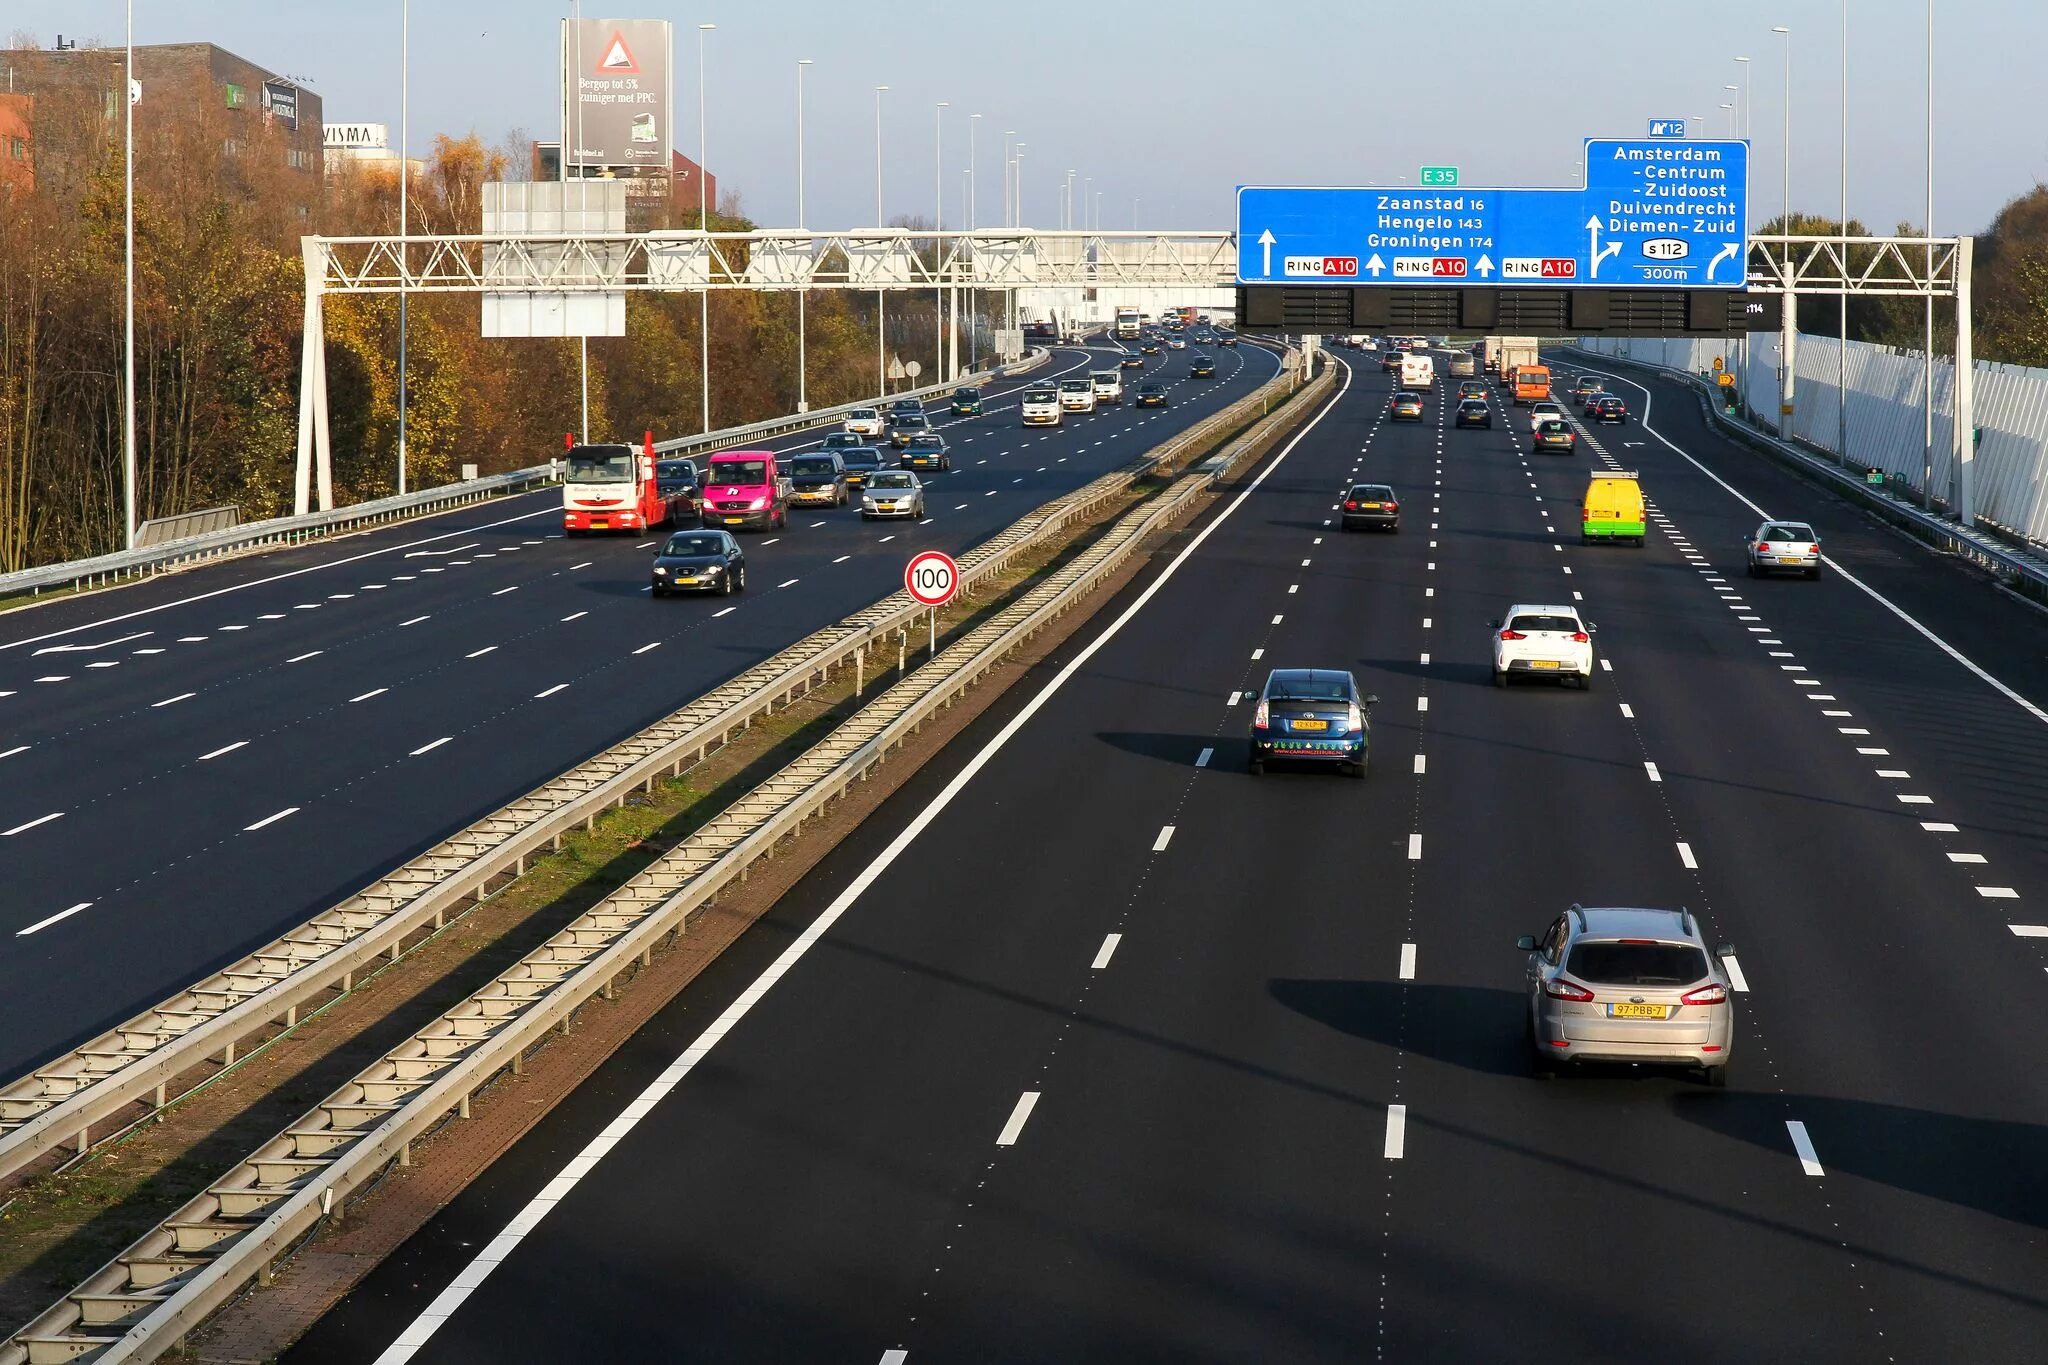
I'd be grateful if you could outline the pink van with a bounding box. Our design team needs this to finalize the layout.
[701,450,788,531]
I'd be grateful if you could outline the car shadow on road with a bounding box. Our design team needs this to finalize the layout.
[1269,979,1531,1079]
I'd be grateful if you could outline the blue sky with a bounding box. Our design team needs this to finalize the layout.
[6,0,2038,236]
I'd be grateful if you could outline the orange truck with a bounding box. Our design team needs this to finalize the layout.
[1512,363,1553,406]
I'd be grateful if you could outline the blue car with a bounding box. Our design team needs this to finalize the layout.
[1249,668,1375,778]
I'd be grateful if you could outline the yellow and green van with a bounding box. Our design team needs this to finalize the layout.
[1582,471,1646,544]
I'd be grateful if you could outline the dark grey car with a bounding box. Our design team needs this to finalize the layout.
[650,529,747,596]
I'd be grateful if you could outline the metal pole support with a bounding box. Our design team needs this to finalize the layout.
[1953,236,1976,527]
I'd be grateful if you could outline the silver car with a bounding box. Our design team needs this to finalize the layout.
[1746,520,1822,580]
[1518,906,1735,1085]
[860,469,926,520]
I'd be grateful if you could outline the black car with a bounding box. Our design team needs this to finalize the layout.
[1454,399,1492,429]
[1591,395,1628,423]
[785,452,850,508]
[839,446,885,488]
[1120,351,1146,369]
[950,387,984,416]
[822,432,867,451]
[1534,419,1577,453]
[654,458,702,518]
[1249,668,1375,778]
[889,411,932,447]
[1140,339,1160,355]
[1216,330,1238,346]
[1191,354,1216,378]
[1135,382,1168,408]
[1341,482,1400,532]
[651,529,746,596]
[887,397,924,417]
[901,433,952,473]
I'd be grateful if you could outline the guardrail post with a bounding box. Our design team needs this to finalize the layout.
[458,1093,471,1119]
[398,1141,410,1168]
[220,1041,236,1067]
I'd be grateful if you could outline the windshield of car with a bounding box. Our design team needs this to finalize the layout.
[1762,523,1814,541]
[709,459,771,486]
[1025,389,1055,402]
[1566,941,1708,987]
[1059,380,1090,392]
[566,447,634,483]
[868,472,915,490]
[1092,371,1117,382]
[849,409,879,421]
[841,449,882,470]
[661,533,724,557]
[1138,383,1164,394]
[824,433,861,448]
[895,414,928,427]
[1509,613,1581,633]
[655,460,696,484]
[790,456,839,477]
[908,435,945,450]
[954,389,977,401]
[1268,675,1352,702]
[1459,400,1486,410]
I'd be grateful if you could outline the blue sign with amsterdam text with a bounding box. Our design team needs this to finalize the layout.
[1236,138,1749,289]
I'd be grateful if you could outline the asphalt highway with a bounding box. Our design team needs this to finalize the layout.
[285,344,2048,1362]
[0,338,1276,1078]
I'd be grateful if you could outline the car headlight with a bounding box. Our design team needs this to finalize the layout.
[701,563,723,575]
[653,566,668,575]
[862,497,878,508]
[746,496,767,510]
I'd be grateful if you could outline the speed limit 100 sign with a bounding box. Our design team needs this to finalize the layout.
[904,550,960,607]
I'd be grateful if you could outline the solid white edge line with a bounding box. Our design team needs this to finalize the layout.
[1786,1119,1825,1177]
[1383,1104,1408,1159]
[1091,933,1121,970]
[17,902,92,936]
[995,1090,1041,1146]
[1611,369,2048,729]
[364,348,1350,1365]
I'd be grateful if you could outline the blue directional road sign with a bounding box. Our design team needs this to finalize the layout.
[1237,138,1749,289]
[1647,119,1688,138]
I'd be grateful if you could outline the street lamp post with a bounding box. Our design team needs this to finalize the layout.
[1773,24,1795,431]
[1735,56,1752,137]
[934,101,947,382]
[123,0,136,547]
[398,0,411,492]
[875,85,888,395]
[1922,0,1935,511]
[795,58,812,413]
[967,113,979,374]
[1721,101,1736,135]
[1837,0,1849,464]
[698,23,715,433]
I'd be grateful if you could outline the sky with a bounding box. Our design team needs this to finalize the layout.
[5,0,2040,238]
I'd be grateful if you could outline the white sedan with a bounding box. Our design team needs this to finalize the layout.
[1491,603,1595,690]
[1746,520,1823,579]
[1527,400,1568,432]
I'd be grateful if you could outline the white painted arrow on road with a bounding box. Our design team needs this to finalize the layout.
[1364,253,1387,277]
[1706,241,1741,279]
[1586,217,1622,277]
[1258,228,1276,275]
[1475,255,1495,278]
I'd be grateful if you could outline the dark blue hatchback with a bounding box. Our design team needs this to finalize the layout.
[1250,668,1375,778]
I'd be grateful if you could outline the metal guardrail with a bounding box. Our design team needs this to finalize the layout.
[0,345,1320,1365]
[0,342,1295,1195]
[133,508,239,550]
[0,352,1061,610]
[1553,345,2048,598]
[650,348,1054,458]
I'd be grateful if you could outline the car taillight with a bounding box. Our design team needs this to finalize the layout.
[1681,983,1728,1006]
[1346,702,1364,730]
[1571,631,1589,643]
[1384,501,1398,511]
[1345,501,1359,510]
[1253,699,1269,728]
[1544,978,1595,1002]
[1756,542,1772,553]
[1498,629,1526,641]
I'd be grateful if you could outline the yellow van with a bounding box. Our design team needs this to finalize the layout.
[1582,471,1645,544]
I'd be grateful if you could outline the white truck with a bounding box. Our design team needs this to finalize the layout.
[1485,336,1540,378]
[1114,307,1141,339]
[1400,353,1436,389]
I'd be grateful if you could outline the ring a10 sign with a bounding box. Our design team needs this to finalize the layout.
[904,549,960,607]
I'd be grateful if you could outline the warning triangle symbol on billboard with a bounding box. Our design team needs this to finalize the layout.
[596,32,640,75]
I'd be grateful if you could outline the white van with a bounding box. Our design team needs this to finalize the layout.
[1400,353,1436,389]
[1058,377,1098,413]
[1090,370,1124,405]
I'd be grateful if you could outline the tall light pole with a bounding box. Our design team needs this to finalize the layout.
[697,22,714,433]
[122,0,136,547]
[567,3,587,445]
[875,85,888,395]
[1001,130,1014,227]
[795,58,812,413]
[1064,169,1075,230]
[1774,24,1795,433]
[397,0,412,490]
[934,100,947,381]
[1012,143,1025,336]
[1837,0,1849,463]
[1735,57,1754,405]
[1083,175,1092,231]
[1132,195,1139,230]
[1721,101,1736,135]
[1922,0,1934,510]
[967,112,980,374]
[1735,56,1752,137]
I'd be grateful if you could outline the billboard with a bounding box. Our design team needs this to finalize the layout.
[563,18,671,169]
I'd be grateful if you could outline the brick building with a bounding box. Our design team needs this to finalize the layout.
[0,93,29,194]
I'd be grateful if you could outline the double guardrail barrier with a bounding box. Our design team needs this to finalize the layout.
[1,344,1321,1364]
[0,352,1051,607]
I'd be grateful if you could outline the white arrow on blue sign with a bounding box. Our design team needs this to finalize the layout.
[1236,137,1749,291]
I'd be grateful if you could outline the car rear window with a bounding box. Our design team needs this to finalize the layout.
[1271,680,1350,702]
[1538,421,1571,434]
[1763,524,1812,541]
[1509,614,1580,633]
[1566,941,1708,987]
[842,450,881,470]
[1349,485,1393,499]
[790,456,838,475]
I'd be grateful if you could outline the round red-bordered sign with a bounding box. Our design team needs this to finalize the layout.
[904,550,960,608]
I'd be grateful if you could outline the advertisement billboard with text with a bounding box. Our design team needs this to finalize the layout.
[563,18,671,169]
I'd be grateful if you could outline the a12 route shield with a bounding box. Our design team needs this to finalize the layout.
[1238,138,1749,289]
